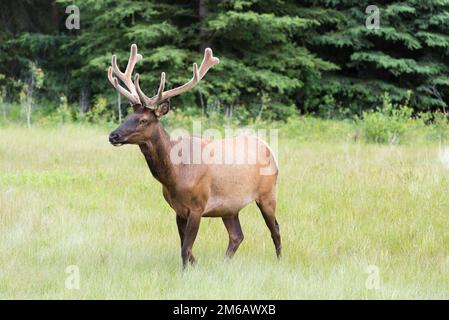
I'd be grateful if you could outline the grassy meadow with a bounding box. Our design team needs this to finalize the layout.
[1,121,449,299]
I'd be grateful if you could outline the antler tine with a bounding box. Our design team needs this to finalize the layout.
[198,48,220,79]
[125,44,142,78]
[108,66,135,103]
[157,72,166,100]
[138,48,219,108]
[134,73,147,106]
[192,63,200,83]
[108,44,142,106]
[133,72,166,109]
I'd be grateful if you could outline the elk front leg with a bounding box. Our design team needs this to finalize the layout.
[176,215,196,265]
[181,213,201,269]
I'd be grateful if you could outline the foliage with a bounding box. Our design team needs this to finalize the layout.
[356,93,414,144]
[82,96,115,124]
[0,1,449,122]
[303,0,449,114]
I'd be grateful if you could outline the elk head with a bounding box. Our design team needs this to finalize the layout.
[108,44,219,146]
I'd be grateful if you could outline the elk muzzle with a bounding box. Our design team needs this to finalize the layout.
[109,131,123,146]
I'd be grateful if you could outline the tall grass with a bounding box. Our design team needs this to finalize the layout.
[1,123,449,299]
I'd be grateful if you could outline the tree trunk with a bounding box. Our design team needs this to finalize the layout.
[2,102,7,121]
[197,0,210,111]
[79,86,90,113]
[117,92,122,122]
[199,0,210,52]
[50,0,59,31]
[26,75,35,128]
[1,90,6,121]
[196,91,206,116]
[26,91,32,128]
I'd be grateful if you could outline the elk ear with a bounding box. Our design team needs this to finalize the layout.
[154,100,170,118]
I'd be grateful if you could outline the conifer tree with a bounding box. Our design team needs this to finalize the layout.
[297,0,449,114]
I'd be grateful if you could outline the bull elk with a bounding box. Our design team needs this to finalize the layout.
[108,44,281,269]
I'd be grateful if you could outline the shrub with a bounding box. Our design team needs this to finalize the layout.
[432,111,449,143]
[81,96,115,125]
[356,92,416,144]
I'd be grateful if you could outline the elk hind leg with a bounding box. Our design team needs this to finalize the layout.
[256,193,281,258]
[222,214,244,259]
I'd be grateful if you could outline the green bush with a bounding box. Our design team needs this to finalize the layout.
[80,96,115,125]
[356,92,416,144]
[431,111,449,143]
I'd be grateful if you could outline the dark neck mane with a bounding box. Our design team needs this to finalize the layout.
[139,122,177,187]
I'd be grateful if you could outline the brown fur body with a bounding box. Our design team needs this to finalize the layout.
[110,110,281,268]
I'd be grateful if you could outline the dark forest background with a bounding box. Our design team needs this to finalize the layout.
[1,0,448,123]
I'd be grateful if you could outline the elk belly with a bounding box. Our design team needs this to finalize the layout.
[173,304,207,318]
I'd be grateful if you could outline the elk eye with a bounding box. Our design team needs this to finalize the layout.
[139,118,148,125]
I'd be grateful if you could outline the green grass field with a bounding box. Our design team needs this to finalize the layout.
[1,123,449,299]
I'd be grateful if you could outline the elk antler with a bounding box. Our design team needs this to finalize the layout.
[108,44,142,106]
[134,47,220,109]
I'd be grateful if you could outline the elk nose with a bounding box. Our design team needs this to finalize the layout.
[109,132,119,144]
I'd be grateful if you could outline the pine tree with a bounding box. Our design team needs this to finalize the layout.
[297,0,449,114]
[54,0,337,120]
[2,0,448,119]
[198,0,337,120]
[0,1,59,102]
